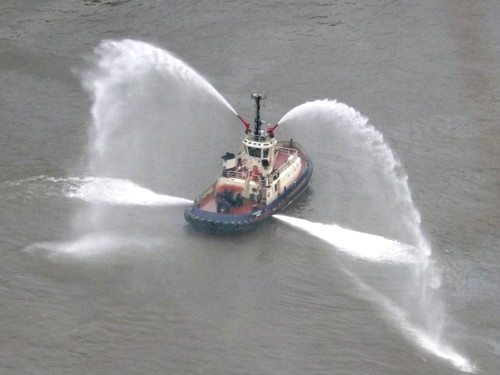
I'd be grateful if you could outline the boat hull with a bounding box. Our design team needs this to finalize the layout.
[184,147,313,235]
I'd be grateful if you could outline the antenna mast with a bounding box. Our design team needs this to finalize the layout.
[251,93,263,138]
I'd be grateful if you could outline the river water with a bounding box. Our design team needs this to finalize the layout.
[0,1,498,374]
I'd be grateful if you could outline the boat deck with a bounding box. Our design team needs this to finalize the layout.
[199,184,261,215]
[197,144,307,215]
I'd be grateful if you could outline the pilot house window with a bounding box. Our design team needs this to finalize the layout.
[248,147,261,158]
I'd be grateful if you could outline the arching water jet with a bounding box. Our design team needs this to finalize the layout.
[69,39,239,248]
[78,39,239,194]
[277,100,475,372]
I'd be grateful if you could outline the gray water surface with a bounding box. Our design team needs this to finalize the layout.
[1,1,499,374]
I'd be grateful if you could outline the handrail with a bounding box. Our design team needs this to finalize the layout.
[276,146,298,156]
[226,147,298,182]
[269,148,298,178]
[226,170,265,188]
[269,155,298,181]
[226,170,249,180]
[194,183,216,205]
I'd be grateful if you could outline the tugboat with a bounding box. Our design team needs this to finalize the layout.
[184,94,313,234]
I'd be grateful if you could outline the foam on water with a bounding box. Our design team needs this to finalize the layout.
[2,175,191,207]
[66,176,192,206]
[274,215,417,264]
[24,232,165,259]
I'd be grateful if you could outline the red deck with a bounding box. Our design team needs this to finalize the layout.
[273,152,290,171]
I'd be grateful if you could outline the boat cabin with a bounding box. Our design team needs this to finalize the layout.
[217,131,301,206]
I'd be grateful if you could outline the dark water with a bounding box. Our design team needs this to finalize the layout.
[1,1,498,374]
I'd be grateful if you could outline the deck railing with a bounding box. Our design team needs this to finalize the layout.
[225,146,298,184]
[276,146,298,156]
[226,170,250,180]
[268,147,298,180]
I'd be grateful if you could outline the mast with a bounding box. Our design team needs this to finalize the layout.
[251,93,263,138]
